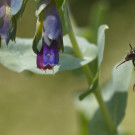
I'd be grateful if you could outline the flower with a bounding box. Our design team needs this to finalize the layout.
[33,0,63,70]
[0,0,27,45]
[37,38,59,70]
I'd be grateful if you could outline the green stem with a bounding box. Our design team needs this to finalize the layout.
[68,29,93,83]
[68,28,116,132]
[94,89,116,132]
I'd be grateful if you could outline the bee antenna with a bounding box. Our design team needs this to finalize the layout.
[116,60,126,69]
[128,41,133,50]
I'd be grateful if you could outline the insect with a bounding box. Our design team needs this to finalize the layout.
[116,42,135,90]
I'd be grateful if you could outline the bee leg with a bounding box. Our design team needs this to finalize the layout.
[132,59,135,70]
[133,83,135,91]
[129,41,133,51]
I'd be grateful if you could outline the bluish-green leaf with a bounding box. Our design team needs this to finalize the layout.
[0,35,97,74]
[89,61,132,135]
[64,35,97,58]
[79,25,108,99]
[79,72,99,100]
[97,24,109,67]
[58,0,71,35]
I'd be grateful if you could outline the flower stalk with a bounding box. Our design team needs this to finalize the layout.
[68,28,116,132]
[94,89,116,132]
[68,29,93,83]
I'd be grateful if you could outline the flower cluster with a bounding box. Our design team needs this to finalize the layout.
[0,0,27,45]
[33,0,63,70]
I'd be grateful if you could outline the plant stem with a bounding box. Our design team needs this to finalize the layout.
[94,89,116,132]
[68,28,115,132]
[68,29,93,83]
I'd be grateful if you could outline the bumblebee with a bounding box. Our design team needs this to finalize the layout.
[116,42,135,90]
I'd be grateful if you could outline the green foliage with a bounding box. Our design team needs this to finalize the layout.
[97,25,108,67]
[55,0,64,9]
[89,1,109,43]
[0,11,132,133]
[35,0,40,4]
[32,21,42,54]
[58,0,71,35]
[89,61,132,135]
[9,0,28,42]
[0,35,97,74]
[0,0,133,134]
[74,24,132,135]
[79,25,108,100]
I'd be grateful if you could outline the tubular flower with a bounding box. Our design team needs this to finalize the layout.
[33,0,63,70]
[0,0,27,45]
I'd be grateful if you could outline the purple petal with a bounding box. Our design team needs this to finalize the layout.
[5,0,23,16]
[0,13,12,44]
[43,3,62,40]
[37,43,55,70]
[0,1,5,19]
[10,0,23,16]
[37,47,45,70]
[43,38,59,66]
[42,29,52,46]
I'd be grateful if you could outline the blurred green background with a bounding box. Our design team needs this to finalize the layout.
[0,0,135,135]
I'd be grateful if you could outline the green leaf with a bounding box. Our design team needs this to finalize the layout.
[64,35,97,58]
[79,25,108,99]
[9,16,17,41]
[35,0,40,4]
[89,1,109,43]
[7,0,28,43]
[97,24,109,67]
[32,21,43,54]
[88,61,132,135]
[55,0,64,9]
[79,72,99,100]
[79,112,89,135]
[58,0,71,35]
[0,35,97,74]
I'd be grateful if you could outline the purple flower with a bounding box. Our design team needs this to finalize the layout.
[0,0,26,44]
[37,38,59,70]
[0,0,11,44]
[33,0,63,70]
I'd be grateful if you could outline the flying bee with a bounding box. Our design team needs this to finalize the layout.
[116,42,135,90]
